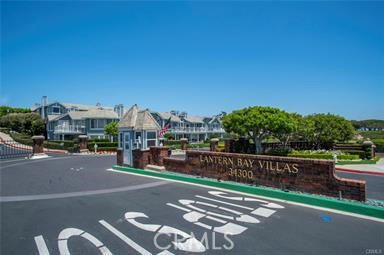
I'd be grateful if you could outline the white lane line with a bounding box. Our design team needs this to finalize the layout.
[166,203,192,212]
[251,207,276,217]
[34,235,50,255]
[108,168,384,223]
[0,181,169,202]
[99,220,152,255]
[196,195,254,210]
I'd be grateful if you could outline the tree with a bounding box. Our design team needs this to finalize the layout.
[222,106,297,154]
[0,106,30,118]
[299,113,355,149]
[0,112,44,136]
[104,121,118,141]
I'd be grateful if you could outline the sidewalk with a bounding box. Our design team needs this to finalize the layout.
[336,158,384,176]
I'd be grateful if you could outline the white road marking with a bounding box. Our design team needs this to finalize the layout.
[157,250,174,255]
[251,207,276,217]
[107,168,384,223]
[195,195,254,210]
[99,220,151,255]
[58,228,112,255]
[213,222,247,236]
[178,198,259,223]
[208,191,284,209]
[34,235,50,255]
[0,181,168,202]
[124,211,206,253]
[166,203,192,212]
[125,212,161,232]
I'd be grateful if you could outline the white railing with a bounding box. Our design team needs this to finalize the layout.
[169,127,225,133]
[54,125,86,134]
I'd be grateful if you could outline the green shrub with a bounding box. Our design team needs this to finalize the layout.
[287,154,334,160]
[359,131,384,140]
[372,139,384,152]
[9,132,33,146]
[337,154,360,160]
[342,150,366,159]
[88,142,117,148]
[264,148,291,156]
[189,143,210,149]
[164,140,182,146]
[0,127,10,134]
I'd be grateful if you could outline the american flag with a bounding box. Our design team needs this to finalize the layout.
[159,117,171,138]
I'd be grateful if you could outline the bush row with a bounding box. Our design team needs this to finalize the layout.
[287,153,359,160]
[372,139,384,152]
[88,142,118,148]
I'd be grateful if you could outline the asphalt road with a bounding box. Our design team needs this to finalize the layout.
[1,155,383,255]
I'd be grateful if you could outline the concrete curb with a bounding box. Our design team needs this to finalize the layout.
[112,165,384,220]
[336,168,384,177]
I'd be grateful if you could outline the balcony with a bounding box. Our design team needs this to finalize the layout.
[54,125,86,134]
[169,127,225,134]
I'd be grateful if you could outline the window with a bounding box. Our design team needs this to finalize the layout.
[91,120,97,129]
[147,132,156,139]
[52,106,61,114]
[119,133,123,148]
[146,131,157,148]
[124,134,130,150]
[90,119,107,129]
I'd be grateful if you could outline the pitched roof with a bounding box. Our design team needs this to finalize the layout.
[62,103,113,111]
[119,105,160,130]
[52,110,118,120]
[152,112,181,122]
[184,115,205,124]
[65,109,118,120]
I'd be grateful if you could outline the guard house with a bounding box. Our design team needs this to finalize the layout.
[117,104,161,166]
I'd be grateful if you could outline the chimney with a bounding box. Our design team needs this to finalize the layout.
[41,96,48,119]
[114,104,124,118]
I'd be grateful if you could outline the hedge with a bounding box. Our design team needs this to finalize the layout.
[341,150,366,159]
[9,132,33,146]
[88,142,117,148]
[47,140,75,147]
[372,139,384,152]
[287,153,359,160]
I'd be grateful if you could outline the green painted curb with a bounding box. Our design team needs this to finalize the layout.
[112,165,384,220]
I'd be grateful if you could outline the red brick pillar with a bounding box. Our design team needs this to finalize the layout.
[224,138,234,153]
[150,147,169,166]
[180,138,188,150]
[210,138,219,152]
[32,135,45,154]
[78,135,89,152]
[117,148,123,166]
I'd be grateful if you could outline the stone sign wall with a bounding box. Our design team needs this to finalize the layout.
[119,147,366,201]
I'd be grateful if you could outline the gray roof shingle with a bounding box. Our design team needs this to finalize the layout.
[119,105,160,130]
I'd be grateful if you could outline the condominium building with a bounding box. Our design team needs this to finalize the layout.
[150,110,226,142]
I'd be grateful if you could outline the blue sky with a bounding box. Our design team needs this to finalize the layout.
[1,1,383,120]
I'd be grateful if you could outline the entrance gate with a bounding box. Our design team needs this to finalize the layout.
[0,140,32,159]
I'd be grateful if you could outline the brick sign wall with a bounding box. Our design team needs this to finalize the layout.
[165,151,366,201]
[122,147,366,201]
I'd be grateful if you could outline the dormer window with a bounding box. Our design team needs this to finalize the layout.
[52,106,61,114]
